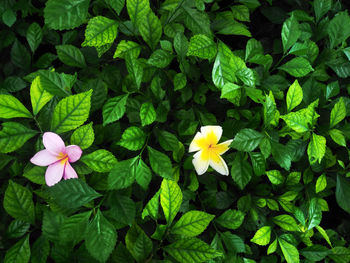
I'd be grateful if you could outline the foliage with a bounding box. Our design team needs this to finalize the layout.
[1,0,350,262]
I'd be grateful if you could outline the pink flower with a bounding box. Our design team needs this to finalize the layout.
[30,132,82,186]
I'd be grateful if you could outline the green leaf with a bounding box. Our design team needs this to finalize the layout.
[281,14,301,53]
[105,0,125,15]
[267,239,278,255]
[51,90,92,133]
[266,170,284,185]
[329,129,346,147]
[102,94,128,126]
[281,112,309,133]
[30,76,54,116]
[2,9,16,27]
[82,16,118,47]
[316,174,327,193]
[140,102,156,126]
[286,80,303,112]
[108,157,137,190]
[273,215,299,231]
[49,179,101,209]
[7,220,30,239]
[336,175,350,214]
[307,133,326,164]
[278,57,314,77]
[0,94,32,119]
[11,40,31,69]
[278,238,300,263]
[231,153,252,190]
[4,234,30,263]
[330,97,346,128]
[308,198,322,230]
[160,179,183,226]
[81,150,117,173]
[142,190,160,219]
[113,40,141,59]
[249,152,266,176]
[301,245,330,261]
[31,235,50,263]
[182,5,211,36]
[164,237,222,263]
[147,49,173,68]
[119,126,146,151]
[42,210,65,242]
[329,247,350,263]
[44,0,90,30]
[125,224,153,262]
[125,54,143,88]
[157,130,179,152]
[59,211,91,244]
[70,122,95,150]
[220,83,241,103]
[148,146,173,179]
[173,73,187,91]
[110,195,136,225]
[220,232,245,253]
[26,22,43,53]
[327,11,350,49]
[314,0,332,22]
[23,166,46,185]
[0,122,37,153]
[56,44,86,68]
[187,34,217,60]
[135,159,152,190]
[230,128,264,152]
[3,180,35,223]
[171,210,214,237]
[85,210,117,262]
[138,10,162,50]
[250,226,271,246]
[216,209,245,230]
[231,5,250,22]
[35,70,72,97]
[127,0,150,27]
[315,225,332,247]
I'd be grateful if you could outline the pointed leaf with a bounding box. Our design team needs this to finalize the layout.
[82,16,118,47]
[160,179,183,225]
[0,94,32,119]
[81,149,117,173]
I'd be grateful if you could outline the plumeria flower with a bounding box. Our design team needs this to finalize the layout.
[30,132,82,186]
[189,126,233,176]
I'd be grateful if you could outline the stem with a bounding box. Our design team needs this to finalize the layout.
[270,53,287,73]
[33,116,43,133]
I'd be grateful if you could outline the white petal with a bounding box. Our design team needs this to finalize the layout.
[189,131,204,152]
[192,151,209,175]
[200,126,222,143]
[209,154,229,176]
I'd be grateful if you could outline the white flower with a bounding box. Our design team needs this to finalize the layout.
[189,126,233,176]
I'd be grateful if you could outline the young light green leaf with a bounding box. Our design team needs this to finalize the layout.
[278,238,300,263]
[230,128,264,152]
[329,129,346,147]
[307,133,326,164]
[108,157,137,190]
[286,79,303,112]
[164,237,222,263]
[171,210,214,237]
[85,210,117,262]
[281,112,309,133]
[160,179,183,226]
[30,76,54,116]
[278,57,314,77]
[216,209,245,230]
[51,90,92,133]
[23,166,46,185]
[82,16,118,47]
[26,22,43,53]
[119,126,146,151]
[0,122,37,153]
[0,94,32,119]
[81,149,117,173]
[250,226,271,246]
[273,215,299,231]
[102,94,128,126]
[148,146,173,179]
[266,170,284,185]
[44,0,90,30]
[281,14,301,53]
[3,180,35,223]
[113,40,141,59]
[142,190,160,220]
[330,97,346,128]
[187,34,217,60]
[127,0,150,26]
[308,198,322,230]
[140,102,156,126]
[56,44,86,68]
[4,234,30,263]
[220,83,241,102]
[316,174,327,193]
[70,122,95,149]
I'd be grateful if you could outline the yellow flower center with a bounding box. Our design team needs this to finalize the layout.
[194,131,229,163]
[57,152,69,165]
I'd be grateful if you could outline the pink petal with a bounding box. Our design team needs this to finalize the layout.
[30,149,59,166]
[65,145,82,163]
[43,132,65,155]
[45,161,65,186]
[63,162,78,180]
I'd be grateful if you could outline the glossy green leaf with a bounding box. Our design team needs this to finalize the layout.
[4,234,30,263]
[266,170,284,185]
[278,57,314,77]
[81,149,117,173]
[336,175,350,214]
[127,0,150,26]
[273,215,299,231]
[140,102,156,126]
[281,112,309,133]
[51,90,92,133]
[160,179,183,226]
[82,16,118,47]
[59,211,91,244]
[281,14,301,53]
[329,129,346,147]
[119,126,146,150]
[314,0,332,22]
[327,11,350,48]
[113,40,141,59]
[230,128,264,152]
[157,130,179,152]
[56,44,86,68]
[34,70,72,97]
[231,5,250,22]
[102,94,128,126]
[142,190,160,220]
[316,174,327,193]
[138,10,162,50]
[278,238,300,263]
[70,122,95,149]
[105,0,125,15]
[135,159,152,190]
[307,133,326,164]
[216,209,245,230]
[231,153,252,190]
[187,34,217,59]
[108,157,137,190]
[330,97,346,128]
[0,94,32,119]
[26,22,43,53]
[148,146,173,179]
[286,79,303,112]
[30,76,54,116]
[110,195,136,225]
[147,49,173,68]
[250,226,271,246]
[308,198,322,230]
[125,224,152,262]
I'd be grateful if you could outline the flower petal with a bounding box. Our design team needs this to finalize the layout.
[189,131,205,152]
[63,162,78,180]
[45,161,65,186]
[192,150,209,175]
[30,149,59,166]
[43,132,66,155]
[209,154,229,176]
[66,145,82,163]
[214,139,233,155]
[200,126,222,145]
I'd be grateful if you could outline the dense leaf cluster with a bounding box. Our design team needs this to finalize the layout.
[1,0,350,262]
